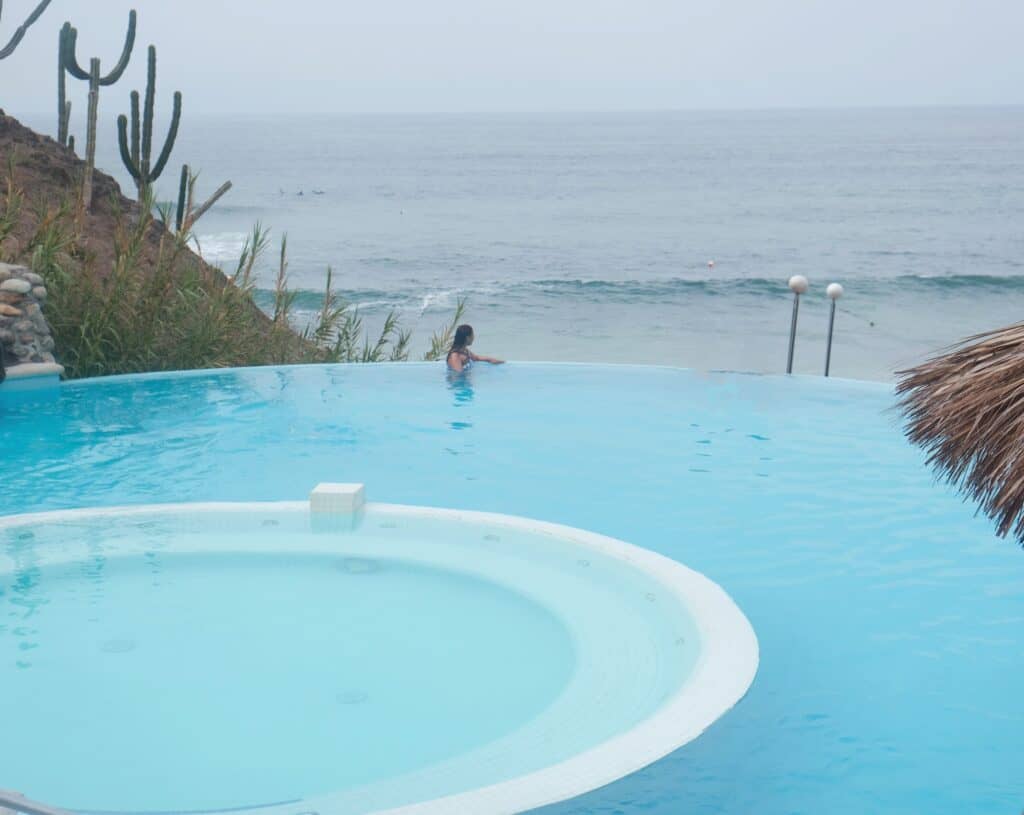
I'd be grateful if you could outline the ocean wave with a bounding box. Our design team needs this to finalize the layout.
[525,277,785,299]
[191,232,250,264]
[892,273,1024,290]
[252,273,1024,314]
[526,273,1024,297]
[252,286,479,314]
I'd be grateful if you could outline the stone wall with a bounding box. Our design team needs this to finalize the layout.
[0,262,57,368]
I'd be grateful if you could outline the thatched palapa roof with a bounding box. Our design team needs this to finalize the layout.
[897,322,1024,547]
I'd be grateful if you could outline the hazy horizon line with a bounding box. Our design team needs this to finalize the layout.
[9,102,1024,119]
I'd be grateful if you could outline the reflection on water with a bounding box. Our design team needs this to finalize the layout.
[445,371,477,474]
[3,531,44,668]
[447,371,474,431]
[2,520,174,670]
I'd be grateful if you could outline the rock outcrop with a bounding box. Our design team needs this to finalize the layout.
[0,262,56,367]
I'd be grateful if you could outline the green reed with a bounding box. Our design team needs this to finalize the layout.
[0,158,462,378]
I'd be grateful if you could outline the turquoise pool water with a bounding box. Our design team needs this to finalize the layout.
[1,363,1022,813]
[0,506,709,813]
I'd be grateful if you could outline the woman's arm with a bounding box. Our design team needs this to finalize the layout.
[469,352,504,364]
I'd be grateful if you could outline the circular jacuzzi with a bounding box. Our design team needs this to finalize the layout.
[0,496,757,814]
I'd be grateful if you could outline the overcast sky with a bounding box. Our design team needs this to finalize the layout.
[1,0,1022,117]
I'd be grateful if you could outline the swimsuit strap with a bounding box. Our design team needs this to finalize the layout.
[448,348,472,367]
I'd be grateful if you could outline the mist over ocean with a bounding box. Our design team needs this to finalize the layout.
[30,107,1024,380]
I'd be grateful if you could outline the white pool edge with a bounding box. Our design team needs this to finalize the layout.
[0,501,759,815]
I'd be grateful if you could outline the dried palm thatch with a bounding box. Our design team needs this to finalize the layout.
[897,322,1024,547]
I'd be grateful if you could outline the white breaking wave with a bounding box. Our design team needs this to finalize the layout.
[417,288,460,314]
[191,232,250,266]
[414,283,505,314]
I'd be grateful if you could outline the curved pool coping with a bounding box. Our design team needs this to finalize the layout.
[0,500,759,815]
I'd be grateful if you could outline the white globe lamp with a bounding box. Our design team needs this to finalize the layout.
[785,276,809,373]
[824,282,844,377]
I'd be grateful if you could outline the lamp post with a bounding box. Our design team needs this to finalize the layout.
[824,282,843,377]
[786,275,808,374]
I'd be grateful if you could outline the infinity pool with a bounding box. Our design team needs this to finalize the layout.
[1,363,1022,813]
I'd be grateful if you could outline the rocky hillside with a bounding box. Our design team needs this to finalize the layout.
[0,111,437,379]
[0,109,251,297]
[0,111,324,378]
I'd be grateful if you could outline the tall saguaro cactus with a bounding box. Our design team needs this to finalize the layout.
[0,0,52,60]
[117,45,181,201]
[60,9,136,210]
[57,26,70,148]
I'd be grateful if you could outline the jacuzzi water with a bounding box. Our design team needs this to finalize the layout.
[1,363,1022,814]
[0,506,713,813]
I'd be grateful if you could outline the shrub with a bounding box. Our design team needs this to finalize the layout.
[0,159,461,378]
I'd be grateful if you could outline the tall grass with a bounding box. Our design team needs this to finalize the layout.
[0,160,463,378]
[0,155,23,247]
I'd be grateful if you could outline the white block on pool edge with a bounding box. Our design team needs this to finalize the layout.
[310,483,366,513]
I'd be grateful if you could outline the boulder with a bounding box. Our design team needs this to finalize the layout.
[0,260,59,371]
[0,278,31,294]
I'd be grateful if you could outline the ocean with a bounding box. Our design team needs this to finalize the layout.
[28,107,1024,380]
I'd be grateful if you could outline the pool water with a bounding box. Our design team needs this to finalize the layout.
[1,530,569,810]
[0,504,715,814]
[2,363,1022,813]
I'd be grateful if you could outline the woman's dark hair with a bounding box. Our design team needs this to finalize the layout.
[451,324,474,351]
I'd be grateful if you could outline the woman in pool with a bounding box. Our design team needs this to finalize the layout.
[446,324,504,372]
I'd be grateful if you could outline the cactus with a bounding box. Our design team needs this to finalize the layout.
[117,45,181,202]
[0,0,52,60]
[60,9,136,210]
[172,164,232,234]
[57,25,70,147]
[176,164,188,232]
